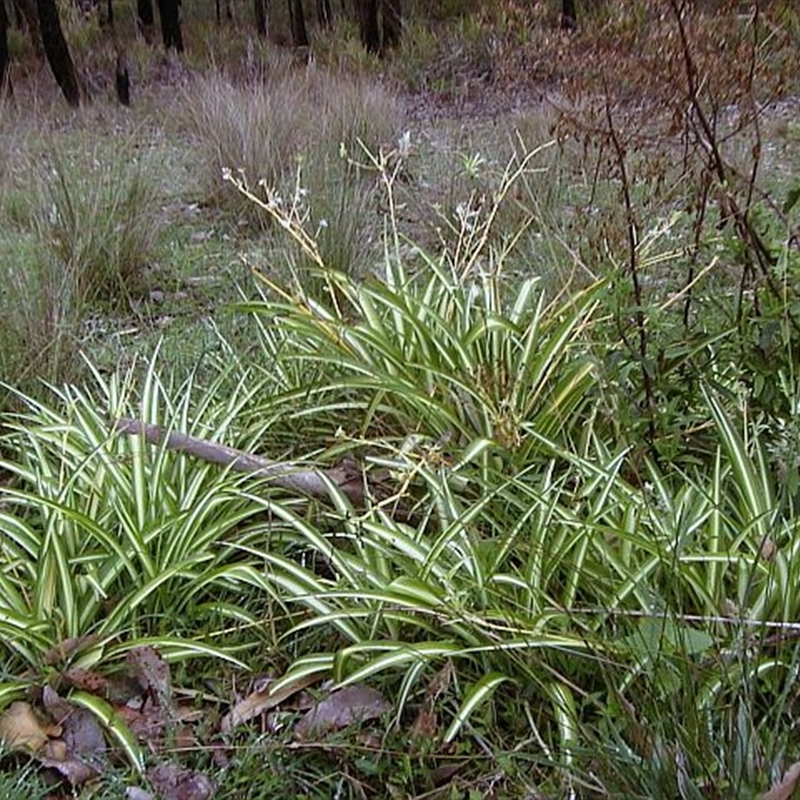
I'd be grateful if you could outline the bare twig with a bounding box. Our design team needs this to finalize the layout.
[112,417,367,504]
[602,88,658,452]
[670,0,795,333]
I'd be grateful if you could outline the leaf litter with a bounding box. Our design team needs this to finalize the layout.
[0,646,214,798]
[293,685,391,740]
[0,643,400,798]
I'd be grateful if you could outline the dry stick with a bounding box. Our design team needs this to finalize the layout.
[683,170,711,332]
[602,89,658,453]
[671,0,795,335]
[113,418,366,505]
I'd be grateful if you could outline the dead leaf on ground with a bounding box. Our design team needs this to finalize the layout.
[431,762,466,787]
[125,788,155,800]
[220,672,320,733]
[42,686,106,757]
[0,701,61,753]
[147,762,216,800]
[39,752,100,787]
[63,667,110,696]
[409,706,438,743]
[424,662,454,702]
[762,760,800,800]
[18,687,105,787]
[0,698,100,788]
[128,646,172,709]
[409,662,454,745]
[42,686,73,723]
[293,684,391,740]
[42,635,101,666]
[117,699,202,754]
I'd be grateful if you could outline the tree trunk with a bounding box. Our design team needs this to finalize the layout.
[316,0,331,27]
[561,0,577,30]
[215,0,233,25]
[254,0,267,36]
[288,0,308,48]
[381,0,401,50]
[356,0,379,54]
[137,0,153,26]
[36,0,81,106]
[136,0,155,41]
[105,0,113,26]
[115,49,130,105]
[155,0,183,52]
[13,0,42,54]
[254,0,267,37]
[0,0,11,97]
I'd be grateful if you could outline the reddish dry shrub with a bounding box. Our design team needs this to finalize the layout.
[480,0,797,105]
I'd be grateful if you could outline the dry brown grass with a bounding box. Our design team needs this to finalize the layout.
[180,59,402,228]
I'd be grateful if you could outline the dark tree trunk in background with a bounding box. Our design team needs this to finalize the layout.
[137,0,153,26]
[288,0,307,48]
[382,0,401,49]
[254,0,267,37]
[357,0,401,55]
[105,0,113,26]
[561,0,577,30]
[36,0,81,106]
[14,0,42,53]
[215,0,231,25]
[137,0,155,41]
[356,0,379,54]
[316,0,331,28]
[115,50,130,105]
[156,0,182,52]
[0,0,11,97]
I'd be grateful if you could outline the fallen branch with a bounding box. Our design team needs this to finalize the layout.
[112,418,366,504]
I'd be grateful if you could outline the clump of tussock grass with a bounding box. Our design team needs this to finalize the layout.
[33,144,163,304]
[0,97,37,226]
[180,61,402,228]
[0,139,163,404]
[302,156,379,278]
[0,237,81,395]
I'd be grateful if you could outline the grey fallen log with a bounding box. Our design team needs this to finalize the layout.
[113,417,364,503]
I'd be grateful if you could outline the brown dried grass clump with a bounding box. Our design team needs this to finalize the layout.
[180,58,402,225]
